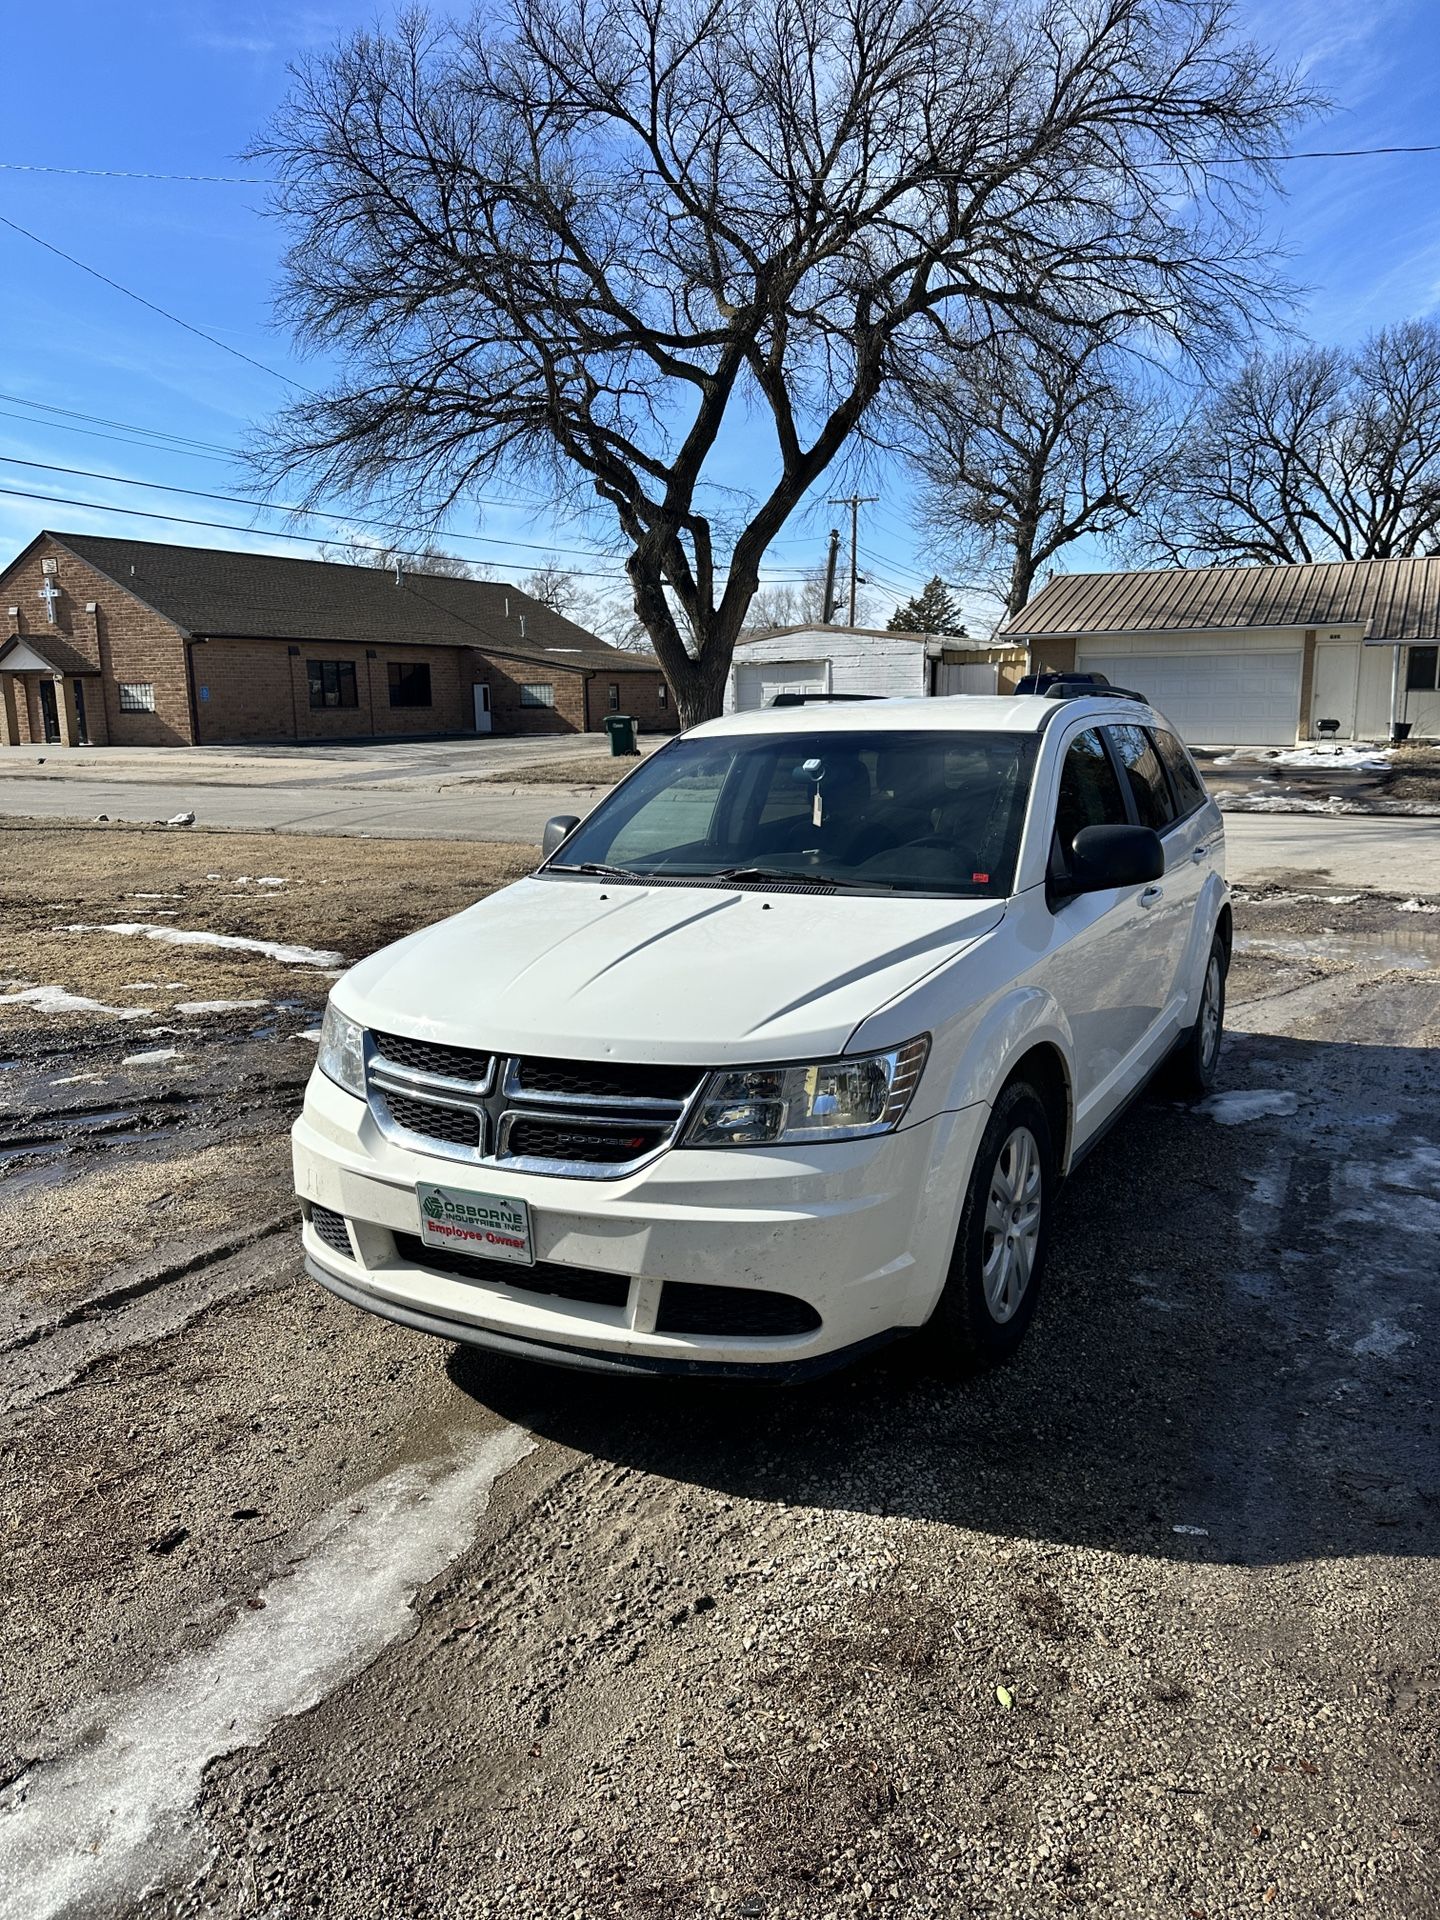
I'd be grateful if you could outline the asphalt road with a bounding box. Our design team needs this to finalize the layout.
[2,876,1437,1918]
[0,768,1436,894]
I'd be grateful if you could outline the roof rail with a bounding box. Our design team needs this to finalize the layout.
[1043,681,1150,704]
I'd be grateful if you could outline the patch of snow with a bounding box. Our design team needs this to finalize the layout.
[1196,1090,1299,1126]
[120,1047,182,1067]
[120,982,159,991]
[132,893,183,901]
[256,876,288,886]
[61,924,343,968]
[175,998,268,1016]
[47,1073,106,1087]
[0,1426,533,1920]
[1171,1523,1210,1537]
[204,872,221,880]
[1270,744,1391,772]
[294,1026,324,1043]
[1397,898,1440,914]
[0,986,153,1020]
[165,810,195,827]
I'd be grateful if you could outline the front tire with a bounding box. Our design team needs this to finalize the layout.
[926,1081,1055,1373]
[1167,931,1227,1099]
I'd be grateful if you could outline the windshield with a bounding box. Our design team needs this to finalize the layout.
[547,729,1037,897]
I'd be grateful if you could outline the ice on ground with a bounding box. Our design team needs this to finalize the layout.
[175,999,268,1016]
[1352,1319,1413,1360]
[0,1426,534,1920]
[61,924,344,968]
[121,1047,182,1067]
[1197,1090,1299,1125]
[0,986,153,1020]
[1397,898,1440,914]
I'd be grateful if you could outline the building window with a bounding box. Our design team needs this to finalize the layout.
[118,683,156,712]
[657,683,667,708]
[607,682,620,710]
[387,661,432,708]
[1406,645,1439,691]
[520,683,555,707]
[307,660,358,709]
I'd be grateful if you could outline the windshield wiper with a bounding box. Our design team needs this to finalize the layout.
[710,866,863,889]
[547,861,638,879]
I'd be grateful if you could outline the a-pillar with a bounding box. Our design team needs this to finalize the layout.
[55,675,83,748]
[0,676,19,747]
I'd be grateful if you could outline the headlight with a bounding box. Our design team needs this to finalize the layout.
[683,1036,929,1148]
[317,1001,366,1098]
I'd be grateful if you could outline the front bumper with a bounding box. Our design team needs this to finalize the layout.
[293,1068,986,1376]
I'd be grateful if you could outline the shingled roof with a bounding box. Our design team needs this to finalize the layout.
[45,532,658,675]
[999,556,1440,645]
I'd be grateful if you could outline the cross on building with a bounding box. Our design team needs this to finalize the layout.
[37,578,61,624]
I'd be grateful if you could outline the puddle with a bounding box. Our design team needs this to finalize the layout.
[1236,929,1440,971]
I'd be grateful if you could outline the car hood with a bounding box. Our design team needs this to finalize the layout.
[335,875,1003,1064]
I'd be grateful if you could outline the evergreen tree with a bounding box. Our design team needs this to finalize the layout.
[888,577,967,636]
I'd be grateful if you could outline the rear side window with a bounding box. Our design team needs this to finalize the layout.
[1151,729,1208,819]
[1054,728,1128,857]
[1107,724,1176,832]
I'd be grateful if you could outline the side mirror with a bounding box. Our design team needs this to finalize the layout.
[1068,824,1164,892]
[542,814,582,858]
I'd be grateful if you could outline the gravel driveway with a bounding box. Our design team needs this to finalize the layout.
[1,846,1437,1919]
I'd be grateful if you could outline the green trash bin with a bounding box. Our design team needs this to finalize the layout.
[604,713,638,756]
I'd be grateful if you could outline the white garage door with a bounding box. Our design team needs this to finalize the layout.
[1076,650,1301,747]
[735,659,830,711]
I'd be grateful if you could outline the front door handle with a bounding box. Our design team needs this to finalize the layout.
[1140,884,1164,908]
[1191,844,1209,863]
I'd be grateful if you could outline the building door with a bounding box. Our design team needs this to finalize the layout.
[1076,648,1302,746]
[73,679,90,746]
[38,679,61,744]
[734,659,829,710]
[1310,643,1361,739]
[934,660,999,696]
[473,683,493,734]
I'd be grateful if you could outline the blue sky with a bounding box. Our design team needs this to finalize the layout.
[2,0,1438,634]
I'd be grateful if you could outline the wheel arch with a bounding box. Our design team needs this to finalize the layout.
[999,1041,1073,1174]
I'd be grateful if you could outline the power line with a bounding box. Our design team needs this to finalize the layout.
[0,453,644,567]
[0,162,270,183]
[0,390,235,455]
[0,482,820,586]
[0,211,302,388]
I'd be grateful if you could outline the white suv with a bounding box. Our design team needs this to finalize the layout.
[294,694,1228,1378]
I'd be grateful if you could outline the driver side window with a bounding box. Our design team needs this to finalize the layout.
[1053,728,1128,870]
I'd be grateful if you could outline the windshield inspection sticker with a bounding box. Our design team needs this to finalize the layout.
[417,1184,534,1266]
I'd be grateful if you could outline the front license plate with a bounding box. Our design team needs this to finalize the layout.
[417,1183,534,1266]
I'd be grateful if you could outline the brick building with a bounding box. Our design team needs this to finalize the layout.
[0,531,674,749]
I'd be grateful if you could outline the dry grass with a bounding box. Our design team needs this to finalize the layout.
[1387,744,1440,804]
[484,753,644,787]
[0,824,536,1031]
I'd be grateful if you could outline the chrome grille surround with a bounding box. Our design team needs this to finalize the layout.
[365,1033,704,1180]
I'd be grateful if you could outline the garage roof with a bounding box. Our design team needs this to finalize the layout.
[38,531,659,674]
[999,556,1440,645]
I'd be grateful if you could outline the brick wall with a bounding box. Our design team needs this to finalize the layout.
[585,669,678,733]
[475,652,588,734]
[0,535,193,745]
[194,639,472,742]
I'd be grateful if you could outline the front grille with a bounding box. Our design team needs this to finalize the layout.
[380,1090,482,1149]
[393,1234,629,1309]
[513,1056,703,1103]
[373,1030,492,1084]
[506,1118,665,1166]
[309,1204,353,1259]
[656,1282,821,1338]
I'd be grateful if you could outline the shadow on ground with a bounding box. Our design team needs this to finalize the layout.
[453,1030,1440,1570]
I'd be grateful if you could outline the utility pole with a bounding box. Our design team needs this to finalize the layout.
[828,493,878,626]
[821,528,840,624]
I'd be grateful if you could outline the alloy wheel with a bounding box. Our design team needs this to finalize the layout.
[981,1124,1042,1324]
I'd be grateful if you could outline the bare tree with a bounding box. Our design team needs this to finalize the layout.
[1138,320,1440,564]
[906,331,1171,616]
[519,555,576,611]
[317,535,479,577]
[255,0,1309,724]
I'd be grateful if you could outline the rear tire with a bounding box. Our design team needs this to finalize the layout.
[926,1080,1054,1373]
[1166,931,1227,1099]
